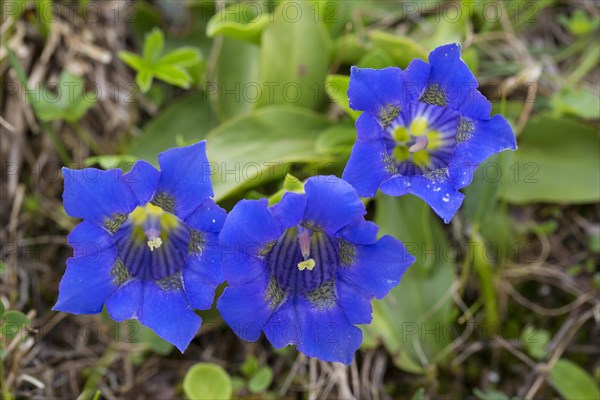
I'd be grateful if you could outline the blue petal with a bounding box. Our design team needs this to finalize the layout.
[185,231,223,283]
[337,219,378,245]
[67,221,114,258]
[217,273,274,342]
[106,279,143,321]
[269,192,307,228]
[62,167,137,227]
[184,198,227,233]
[183,235,223,311]
[183,267,219,310]
[263,298,300,349]
[337,279,373,324]
[122,160,159,206]
[449,115,517,189]
[459,90,491,120]
[355,111,385,141]
[53,249,117,314]
[138,281,202,352]
[402,174,464,223]
[155,141,214,220]
[343,115,394,197]
[337,235,414,299]
[219,199,283,284]
[402,58,431,103]
[303,176,365,235]
[348,66,404,114]
[221,249,266,286]
[296,296,362,365]
[427,43,480,111]
[379,175,411,196]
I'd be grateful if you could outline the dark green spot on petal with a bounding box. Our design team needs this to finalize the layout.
[259,240,276,257]
[383,153,399,175]
[378,103,401,128]
[264,274,285,309]
[111,258,131,285]
[424,167,449,181]
[456,117,475,143]
[104,213,127,233]
[339,239,357,266]
[151,192,176,213]
[306,280,336,310]
[188,229,205,254]
[156,272,182,291]
[420,84,447,106]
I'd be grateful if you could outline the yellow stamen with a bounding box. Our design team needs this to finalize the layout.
[412,150,430,168]
[147,237,163,251]
[298,258,316,271]
[392,126,409,142]
[409,118,429,136]
[426,130,443,150]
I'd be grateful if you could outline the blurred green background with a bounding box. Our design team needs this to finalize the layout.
[1,0,599,399]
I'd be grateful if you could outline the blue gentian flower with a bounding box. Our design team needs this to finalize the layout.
[216,176,415,364]
[342,43,517,223]
[54,141,226,351]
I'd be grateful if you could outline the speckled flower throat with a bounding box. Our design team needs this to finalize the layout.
[111,203,197,282]
[385,102,460,174]
[263,225,354,307]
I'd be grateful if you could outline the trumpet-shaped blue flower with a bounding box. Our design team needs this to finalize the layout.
[54,141,226,351]
[216,176,415,364]
[342,43,517,223]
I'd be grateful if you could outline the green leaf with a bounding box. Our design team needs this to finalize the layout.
[58,71,85,103]
[473,388,511,400]
[462,153,508,225]
[325,75,360,121]
[357,48,395,69]
[35,101,66,122]
[0,301,5,319]
[66,96,95,123]
[143,28,165,61]
[500,114,600,204]
[268,174,305,206]
[31,71,95,122]
[283,174,304,193]
[119,51,145,71]
[129,93,216,164]
[368,31,427,68]
[209,37,260,121]
[369,195,456,373]
[2,310,30,341]
[85,155,139,171]
[240,355,259,377]
[332,34,370,65]
[183,363,232,400]
[257,0,332,109]
[550,359,600,400]
[158,47,203,68]
[410,388,425,400]
[315,124,355,157]
[521,325,550,360]
[206,3,271,44]
[205,105,334,201]
[136,70,153,93]
[550,87,600,120]
[559,9,600,36]
[152,64,192,89]
[248,366,273,394]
